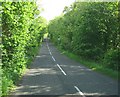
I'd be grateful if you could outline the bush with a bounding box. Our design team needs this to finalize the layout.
[78,43,103,60]
[2,74,13,96]
[103,49,120,70]
[2,2,47,96]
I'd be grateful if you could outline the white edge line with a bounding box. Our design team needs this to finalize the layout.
[52,56,56,62]
[57,64,67,76]
[74,86,85,97]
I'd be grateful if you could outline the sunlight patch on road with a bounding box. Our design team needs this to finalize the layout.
[92,68,96,70]
[36,55,46,58]
[12,85,52,95]
[61,51,65,54]
[84,92,105,96]
[26,68,58,76]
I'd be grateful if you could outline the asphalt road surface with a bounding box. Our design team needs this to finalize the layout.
[10,40,119,97]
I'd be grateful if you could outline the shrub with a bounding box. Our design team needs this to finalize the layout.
[2,2,46,96]
[103,49,120,70]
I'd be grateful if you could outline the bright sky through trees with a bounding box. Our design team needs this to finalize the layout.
[37,0,75,21]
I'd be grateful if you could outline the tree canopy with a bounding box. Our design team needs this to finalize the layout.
[48,2,119,70]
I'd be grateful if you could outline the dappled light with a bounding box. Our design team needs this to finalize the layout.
[8,41,119,96]
[2,1,119,97]
[36,55,46,58]
[84,92,105,96]
[14,85,54,95]
[26,68,58,76]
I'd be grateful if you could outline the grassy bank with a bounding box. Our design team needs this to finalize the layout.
[58,47,119,80]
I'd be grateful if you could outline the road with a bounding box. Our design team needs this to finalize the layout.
[10,40,119,97]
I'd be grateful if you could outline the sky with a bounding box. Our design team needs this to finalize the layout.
[36,0,75,21]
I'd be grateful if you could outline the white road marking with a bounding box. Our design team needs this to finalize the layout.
[48,49,50,52]
[47,43,52,55]
[74,86,85,97]
[52,56,56,62]
[46,43,48,47]
[57,64,67,76]
[47,43,66,76]
[47,46,50,50]
[49,52,52,55]
[46,42,85,96]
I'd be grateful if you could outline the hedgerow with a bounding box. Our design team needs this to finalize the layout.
[2,2,46,96]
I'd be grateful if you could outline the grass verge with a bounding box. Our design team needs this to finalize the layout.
[58,47,119,80]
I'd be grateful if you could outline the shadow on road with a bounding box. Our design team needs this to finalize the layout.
[8,42,119,97]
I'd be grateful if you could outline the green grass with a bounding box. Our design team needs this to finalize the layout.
[58,47,119,80]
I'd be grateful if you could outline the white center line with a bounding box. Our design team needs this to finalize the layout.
[47,46,50,51]
[47,43,48,47]
[47,42,85,96]
[57,64,67,76]
[52,56,56,62]
[48,49,50,53]
[47,43,52,55]
[74,86,85,97]
[47,42,67,76]
[49,51,52,55]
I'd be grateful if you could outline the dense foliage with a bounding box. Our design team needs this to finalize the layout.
[2,2,46,96]
[0,2,2,96]
[48,2,119,71]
